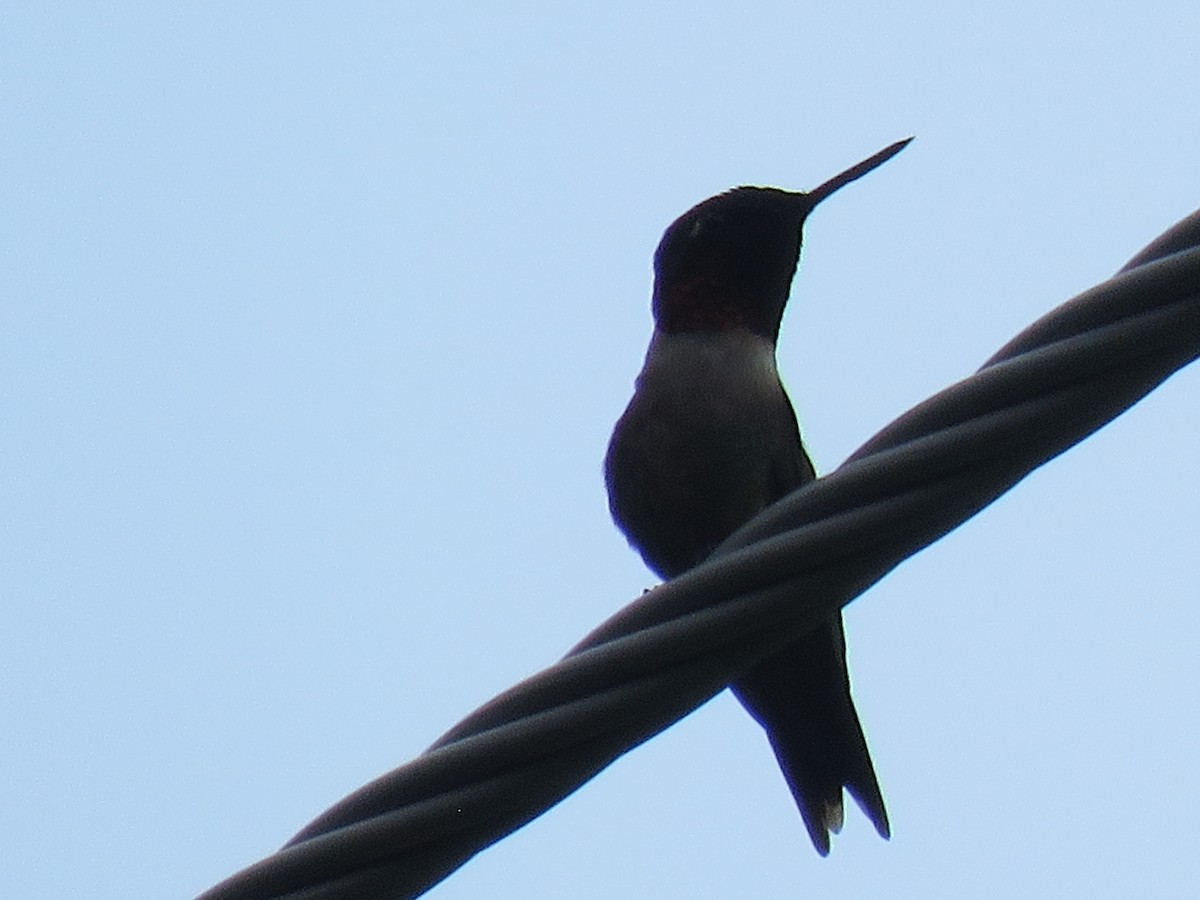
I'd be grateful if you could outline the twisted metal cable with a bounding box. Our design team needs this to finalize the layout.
[198,210,1200,900]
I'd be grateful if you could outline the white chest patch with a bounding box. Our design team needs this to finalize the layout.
[634,329,783,413]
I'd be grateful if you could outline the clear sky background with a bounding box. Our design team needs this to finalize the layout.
[4,4,1200,898]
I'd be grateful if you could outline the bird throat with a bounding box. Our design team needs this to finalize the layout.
[654,274,768,336]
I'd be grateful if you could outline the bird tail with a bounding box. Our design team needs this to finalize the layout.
[731,616,889,855]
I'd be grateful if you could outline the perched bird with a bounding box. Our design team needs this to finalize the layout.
[604,138,910,854]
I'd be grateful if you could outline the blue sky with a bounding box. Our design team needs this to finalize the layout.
[4,4,1200,898]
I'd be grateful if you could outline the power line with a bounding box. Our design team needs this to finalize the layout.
[198,209,1200,900]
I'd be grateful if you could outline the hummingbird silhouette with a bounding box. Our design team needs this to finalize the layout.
[604,138,910,855]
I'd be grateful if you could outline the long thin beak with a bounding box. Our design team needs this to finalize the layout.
[807,137,913,207]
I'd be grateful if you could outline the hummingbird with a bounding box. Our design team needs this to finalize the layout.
[604,138,910,855]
